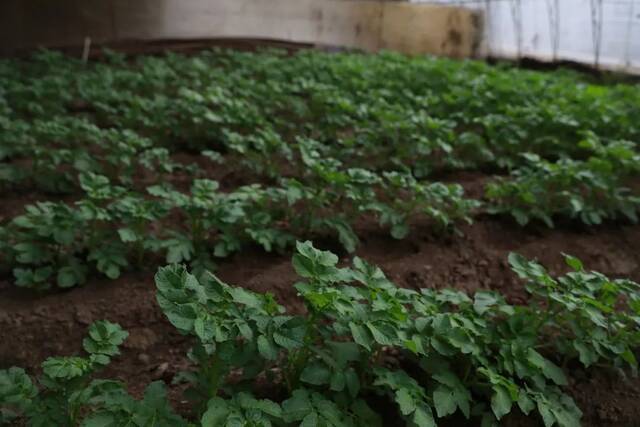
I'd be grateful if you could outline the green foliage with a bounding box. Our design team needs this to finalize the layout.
[2,48,639,288]
[151,242,639,426]
[2,164,476,288]
[0,321,186,427]
[201,393,281,426]
[486,145,640,226]
[1,48,640,424]
[7,202,87,289]
[2,47,638,209]
[4,243,640,425]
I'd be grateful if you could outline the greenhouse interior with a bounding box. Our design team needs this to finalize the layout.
[1,1,640,426]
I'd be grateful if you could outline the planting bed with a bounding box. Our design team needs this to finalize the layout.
[1,48,640,426]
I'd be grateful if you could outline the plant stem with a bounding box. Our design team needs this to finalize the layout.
[207,352,224,399]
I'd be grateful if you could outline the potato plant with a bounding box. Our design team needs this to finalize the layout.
[1,161,478,288]
[154,242,639,426]
[2,243,639,426]
[486,138,640,227]
[0,321,187,426]
[8,202,88,289]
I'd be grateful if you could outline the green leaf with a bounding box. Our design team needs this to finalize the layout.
[325,218,359,253]
[201,397,230,426]
[165,237,194,263]
[57,262,87,288]
[292,241,341,282]
[229,287,263,308]
[83,320,129,357]
[396,388,416,415]
[473,291,499,315]
[349,322,372,350]
[82,413,118,427]
[300,363,331,386]
[390,222,410,240]
[517,393,535,415]
[282,389,313,422]
[273,330,303,351]
[42,356,91,380]
[0,367,38,414]
[301,412,319,427]
[257,335,278,360]
[563,254,583,271]
[351,400,382,426]
[527,349,567,386]
[366,322,395,346]
[117,228,138,243]
[573,341,598,367]
[329,371,345,392]
[537,401,556,427]
[490,385,512,420]
[433,386,457,418]
[412,405,436,427]
[345,368,360,398]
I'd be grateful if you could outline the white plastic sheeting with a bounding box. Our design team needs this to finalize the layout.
[411,0,640,74]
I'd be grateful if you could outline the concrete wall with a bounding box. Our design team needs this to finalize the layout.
[0,0,481,58]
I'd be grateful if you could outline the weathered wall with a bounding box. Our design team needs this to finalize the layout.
[0,0,481,57]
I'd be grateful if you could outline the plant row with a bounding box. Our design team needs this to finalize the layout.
[1,50,639,230]
[2,242,639,426]
[486,135,640,226]
[0,163,476,289]
[4,133,640,290]
[0,116,191,194]
[2,117,639,232]
[2,49,640,183]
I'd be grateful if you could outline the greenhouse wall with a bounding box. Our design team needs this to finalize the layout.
[411,0,640,74]
[0,0,480,58]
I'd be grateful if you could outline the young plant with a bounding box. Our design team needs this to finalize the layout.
[378,171,479,238]
[111,193,168,268]
[149,179,239,276]
[78,172,130,279]
[8,202,88,289]
[0,321,185,426]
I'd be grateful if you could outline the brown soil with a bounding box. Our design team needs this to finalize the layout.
[2,212,640,425]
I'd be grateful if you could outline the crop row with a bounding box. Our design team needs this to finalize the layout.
[2,242,639,426]
[2,115,639,226]
[1,50,639,219]
[2,50,639,174]
[3,132,640,289]
[1,49,640,291]
[0,162,475,289]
